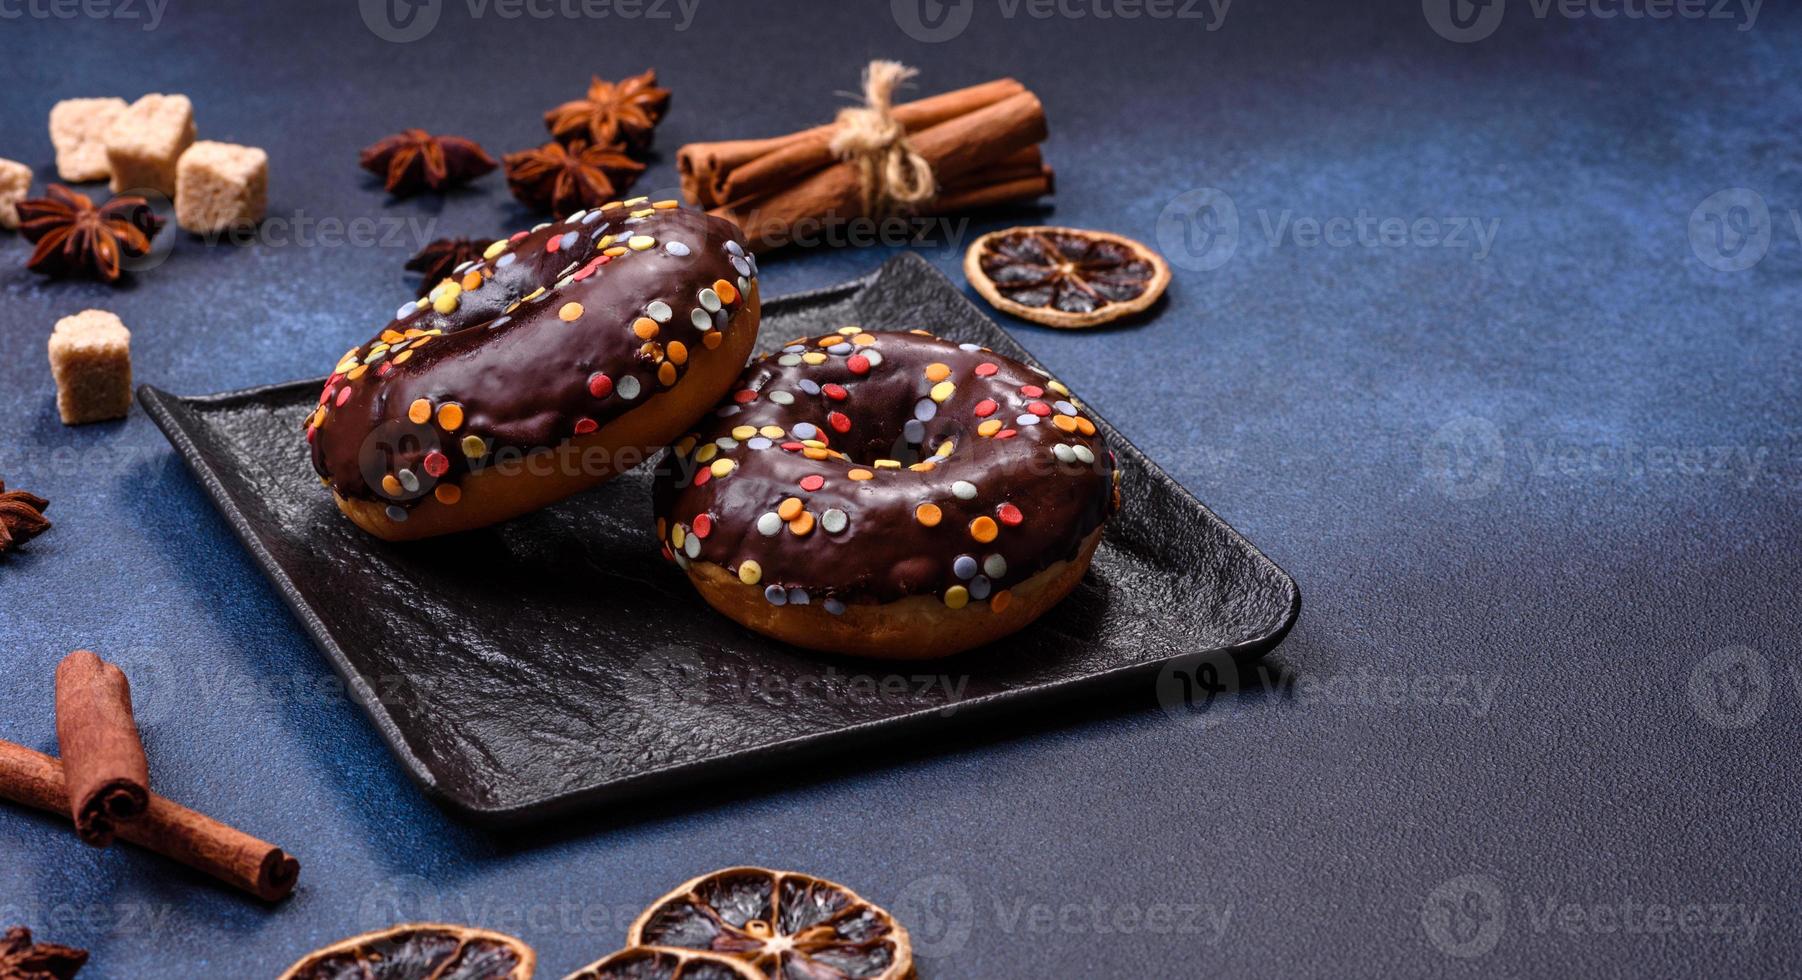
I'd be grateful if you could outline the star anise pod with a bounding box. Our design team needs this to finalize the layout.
[359,129,497,196]
[16,185,162,283]
[0,926,87,979]
[405,237,486,297]
[0,480,51,554]
[544,69,670,154]
[503,139,646,218]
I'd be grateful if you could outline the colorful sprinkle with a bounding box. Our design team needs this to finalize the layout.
[407,399,432,424]
[915,503,942,527]
[588,373,613,398]
[559,302,584,322]
[757,512,783,536]
[969,516,999,542]
[437,403,464,430]
[461,435,486,457]
[997,502,1024,525]
[848,468,874,481]
[739,561,762,585]
[952,480,978,500]
[944,585,970,609]
[434,484,461,505]
[422,451,449,478]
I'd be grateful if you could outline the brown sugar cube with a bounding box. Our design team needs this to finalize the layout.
[48,310,133,425]
[0,158,30,230]
[50,97,128,182]
[104,94,195,196]
[176,141,267,234]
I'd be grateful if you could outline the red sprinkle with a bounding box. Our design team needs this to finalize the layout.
[588,372,613,398]
[319,385,333,405]
[781,441,806,452]
[1027,401,1052,417]
[733,388,758,404]
[692,514,712,538]
[378,362,394,376]
[996,429,1018,440]
[1020,384,1044,398]
[422,451,449,477]
[693,469,711,487]
[574,417,598,435]
[847,354,870,375]
[335,387,352,407]
[822,383,849,401]
[510,231,529,242]
[305,427,316,443]
[545,235,562,253]
[997,502,1024,525]
[827,411,851,433]
[975,363,999,377]
[973,399,998,418]
[799,474,825,491]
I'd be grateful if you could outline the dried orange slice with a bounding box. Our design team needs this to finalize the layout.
[278,923,535,980]
[564,946,762,980]
[964,225,1171,328]
[626,868,913,980]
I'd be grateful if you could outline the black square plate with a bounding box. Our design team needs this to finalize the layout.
[140,253,1299,826]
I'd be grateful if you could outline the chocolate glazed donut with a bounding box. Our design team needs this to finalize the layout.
[652,330,1119,658]
[306,200,761,540]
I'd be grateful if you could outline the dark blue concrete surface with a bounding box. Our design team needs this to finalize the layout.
[2,1,1798,976]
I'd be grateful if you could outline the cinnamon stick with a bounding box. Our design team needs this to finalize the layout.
[0,740,299,902]
[54,650,149,847]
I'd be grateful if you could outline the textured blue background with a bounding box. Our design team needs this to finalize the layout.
[2,0,1798,976]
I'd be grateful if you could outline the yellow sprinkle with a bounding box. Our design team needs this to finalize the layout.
[631,208,655,218]
[710,459,735,477]
[738,560,762,585]
[522,287,545,302]
[407,399,432,424]
[628,235,655,251]
[1048,380,1070,396]
[937,440,955,457]
[595,235,615,249]
[759,425,784,439]
[696,443,719,463]
[837,326,861,335]
[560,302,584,322]
[944,585,970,609]
[461,435,486,457]
[731,425,757,440]
[601,201,622,211]
[433,292,459,315]
[624,196,648,206]
[978,419,1003,437]
[873,459,901,469]
[672,524,685,548]
[930,381,956,403]
[483,239,510,259]
[802,439,826,449]
[925,362,951,382]
[802,352,827,365]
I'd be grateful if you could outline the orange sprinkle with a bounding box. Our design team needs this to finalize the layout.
[381,329,404,344]
[978,419,1003,437]
[925,362,951,382]
[1052,415,1079,432]
[714,279,738,304]
[381,474,402,497]
[461,271,483,291]
[852,333,877,346]
[437,403,464,430]
[667,340,689,365]
[788,511,815,536]
[347,364,368,381]
[658,361,678,386]
[560,302,584,322]
[777,497,804,521]
[633,317,659,339]
[1076,417,1097,435]
[703,332,723,349]
[969,515,999,542]
[803,447,830,460]
[848,468,875,481]
[991,590,1013,613]
[407,398,432,424]
[393,350,414,365]
[915,503,942,527]
[909,461,936,472]
[434,484,462,505]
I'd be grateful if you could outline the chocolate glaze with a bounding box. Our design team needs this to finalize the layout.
[307,204,755,513]
[651,331,1118,607]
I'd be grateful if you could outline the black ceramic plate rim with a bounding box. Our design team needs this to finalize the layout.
[139,253,1300,826]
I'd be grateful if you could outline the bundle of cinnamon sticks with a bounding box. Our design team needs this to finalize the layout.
[679,72,1053,252]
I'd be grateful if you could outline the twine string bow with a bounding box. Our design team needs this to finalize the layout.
[830,60,937,218]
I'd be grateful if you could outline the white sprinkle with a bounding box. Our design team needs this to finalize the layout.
[769,390,795,405]
[647,301,673,322]
[951,480,977,499]
[397,469,419,492]
[617,376,641,400]
[788,589,810,605]
[983,553,1007,578]
[731,255,752,277]
[798,380,821,395]
[1016,414,1041,426]
[778,354,802,366]
[958,343,982,351]
[565,209,588,223]
[665,241,691,257]
[691,308,711,330]
[903,419,925,443]
[684,534,701,558]
[496,253,517,269]
[396,301,417,320]
[1055,400,1078,416]
[1054,444,1076,463]
[828,343,853,355]
[725,240,745,256]
[698,288,721,312]
[914,399,937,422]
[821,509,848,534]
[757,513,782,536]
[1074,445,1095,464]
[747,437,773,450]
[715,436,739,450]
[531,222,551,232]
[863,350,883,367]
[764,585,788,605]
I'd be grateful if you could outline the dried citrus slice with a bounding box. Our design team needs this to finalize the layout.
[564,946,762,980]
[964,225,1171,328]
[626,868,913,980]
[278,923,535,980]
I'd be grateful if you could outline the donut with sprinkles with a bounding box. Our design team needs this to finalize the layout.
[306,199,761,540]
[651,330,1119,658]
